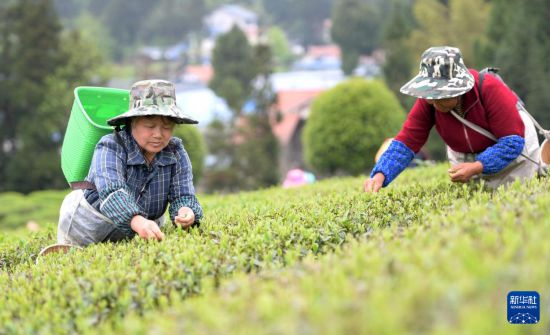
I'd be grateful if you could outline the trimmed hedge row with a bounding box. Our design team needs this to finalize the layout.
[0,190,66,231]
[102,177,550,334]
[3,165,545,334]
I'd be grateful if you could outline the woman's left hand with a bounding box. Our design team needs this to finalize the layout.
[175,207,195,228]
[448,161,484,183]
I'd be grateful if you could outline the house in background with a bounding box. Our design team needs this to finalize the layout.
[269,69,345,176]
[202,4,259,61]
[354,49,385,77]
[175,84,232,127]
[271,90,323,175]
[181,64,213,85]
[136,42,189,62]
[204,4,259,41]
[292,44,342,71]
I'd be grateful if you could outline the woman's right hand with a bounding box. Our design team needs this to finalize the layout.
[364,173,385,193]
[130,215,165,241]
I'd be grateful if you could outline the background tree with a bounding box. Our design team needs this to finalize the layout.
[73,13,116,59]
[0,0,107,192]
[204,43,278,193]
[266,27,294,71]
[86,0,112,16]
[101,0,152,60]
[52,0,84,19]
[51,0,336,65]
[263,0,332,46]
[381,0,416,109]
[303,79,406,176]
[481,0,550,130]
[209,25,255,114]
[0,0,63,192]
[331,0,387,75]
[408,0,490,65]
[173,125,207,184]
[10,30,108,192]
[142,0,206,46]
[232,43,279,190]
[202,119,239,193]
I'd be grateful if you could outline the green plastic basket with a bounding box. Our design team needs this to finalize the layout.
[61,87,129,184]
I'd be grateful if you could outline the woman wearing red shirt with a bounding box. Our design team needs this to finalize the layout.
[364,46,542,192]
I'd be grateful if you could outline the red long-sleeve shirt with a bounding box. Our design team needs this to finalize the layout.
[394,69,524,154]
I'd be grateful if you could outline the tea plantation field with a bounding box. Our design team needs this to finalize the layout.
[1,164,548,334]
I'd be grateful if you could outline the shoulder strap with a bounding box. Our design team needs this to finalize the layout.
[70,181,96,190]
[477,68,488,97]
[70,127,128,190]
[450,110,538,165]
[478,67,550,140]
[114,125,126,149]
[450,110,497,141]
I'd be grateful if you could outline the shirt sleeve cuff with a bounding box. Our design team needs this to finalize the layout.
[169,195,203,223]
[99,184,143,236]
[370,140,415,187]
[476,135,525,174]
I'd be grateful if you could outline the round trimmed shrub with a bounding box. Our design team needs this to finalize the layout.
[303,78,406,175]
[173,125,206,184]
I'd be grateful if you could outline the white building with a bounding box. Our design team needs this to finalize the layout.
[204,4,259,44]
[175,86,232,127]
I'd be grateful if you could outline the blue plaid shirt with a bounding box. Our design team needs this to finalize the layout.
[84,128,203,236]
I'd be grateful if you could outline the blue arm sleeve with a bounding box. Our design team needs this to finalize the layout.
[370,140,415,187]
[476,135,525,174]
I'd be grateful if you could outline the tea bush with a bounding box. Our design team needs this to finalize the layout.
[303,78,405,175]
[104,178,550,334]
[1,164,548,334]
[0,190,67,230]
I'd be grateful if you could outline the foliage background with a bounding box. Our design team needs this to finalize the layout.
[173,125,207,185]
[1,0,549,192]
[304,79,405,175]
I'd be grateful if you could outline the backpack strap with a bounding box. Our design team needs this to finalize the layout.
[451,110,539,165]
[478,67,550,140]
[478,67,492,95]
[451,110,497,142]
[477,67,501,94]
[69,181,97,190]
[70,127,127,190]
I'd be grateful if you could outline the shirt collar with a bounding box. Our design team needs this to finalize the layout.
[119,128,177,167]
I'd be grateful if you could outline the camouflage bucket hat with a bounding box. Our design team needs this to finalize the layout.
[400,46,474,99]
[107,79,198,126]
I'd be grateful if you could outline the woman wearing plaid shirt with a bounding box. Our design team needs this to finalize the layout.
[55,80,203,248]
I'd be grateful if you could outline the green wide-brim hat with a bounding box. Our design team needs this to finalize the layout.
[400,46,474,99]
[107,79,198,126]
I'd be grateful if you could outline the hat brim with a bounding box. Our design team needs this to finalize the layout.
[107,105,198,126]
[400,74,474,99]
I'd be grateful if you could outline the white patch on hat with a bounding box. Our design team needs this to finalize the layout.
[409,79,438,89]
[435,86,468,91]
